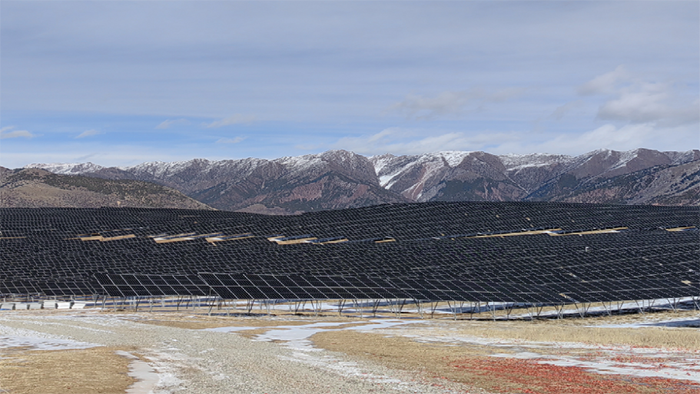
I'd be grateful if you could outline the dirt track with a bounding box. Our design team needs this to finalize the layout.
[1,309,699,394]
[0,310,475,394]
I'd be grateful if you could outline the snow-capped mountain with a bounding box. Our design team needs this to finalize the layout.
[16,148,700,212]
[23,162,106,175]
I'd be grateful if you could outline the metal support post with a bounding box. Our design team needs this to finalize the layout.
[337,299,346,316]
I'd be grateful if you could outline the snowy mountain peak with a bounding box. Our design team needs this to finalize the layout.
[18,148,699,210]
[24,162,105,175]
[499,153,574,171]
[433,151,473,167]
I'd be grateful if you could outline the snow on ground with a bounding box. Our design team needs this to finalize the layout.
[254,319,456,392]
[498,351,700,384]
[378,321,700,386]
[202,318,453,391]
[0,322,98,351]
[591,317,700,328]
[0,311,464,393]
[252,319,414,351]
[116,350,162,394]
[2,306,700,393]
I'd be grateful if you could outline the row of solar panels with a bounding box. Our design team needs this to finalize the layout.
[2,231,695,284]
[73,273,698,303]
[2,204,698,304]
[2,203,697,241]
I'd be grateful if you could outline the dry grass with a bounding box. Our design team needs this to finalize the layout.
[312,323,700,394]
[420,318,700,350]
[1,309,698,394]
[122,307,700,351]
[136,318,309,330]
[313,330,487,389]
[0,347,134,394]
[134,313,349,330]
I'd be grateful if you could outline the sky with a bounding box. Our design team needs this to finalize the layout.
[1,1,698,168]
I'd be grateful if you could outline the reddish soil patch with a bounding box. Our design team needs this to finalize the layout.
[450,357,700,394]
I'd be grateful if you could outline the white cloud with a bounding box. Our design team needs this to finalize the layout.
[216,136,245,144]
[543,123,655,153]
[156,118,189,129]
[597,83,699,126]
[332,119,697,158]
[333,128,515,156]
[576,66,699,127]
[577,65,629,95]
[204,114,256,128]
[0,126,34,139]
[491,122,698,156]
[389,88,525,120]
[76,129,103,138]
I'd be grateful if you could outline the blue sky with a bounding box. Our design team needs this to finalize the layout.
[1,1,698,168]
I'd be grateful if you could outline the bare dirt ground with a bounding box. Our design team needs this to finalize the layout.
[0,346,134,394]
[1,307,699,394]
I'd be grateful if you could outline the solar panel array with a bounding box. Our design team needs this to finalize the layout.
[1,202,698,304]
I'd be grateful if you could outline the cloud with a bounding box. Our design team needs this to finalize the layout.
[156,118,189,129]
[389,88,525,120]
[577,65,629,95]
[332,127,516,156]
[76,129,103,138]
[0,126,34,139]
[550,100,583,120]
[490,121,699,156]
[577,66,699,128]
[204,114,256,128]
[332,119,697,158]
[216,136,245,144]
[597,83,699,126]
[546,123,656,152]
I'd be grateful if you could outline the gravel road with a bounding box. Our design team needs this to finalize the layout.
[0,311,474,394]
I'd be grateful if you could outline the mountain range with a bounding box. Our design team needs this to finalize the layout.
[5,148,699,212]
[0,167,211,210]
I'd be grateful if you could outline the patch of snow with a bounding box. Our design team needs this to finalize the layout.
[665,149,699,165]
[280,351,408,386]
[436,151,472,167]
[124,158,267,179]
[116,351,161,394]
[369,154,397,175]
[0,324,99,350]
[126,159,206,178]
[275,154,323,172]
[254,322,349,351]
[373,151,463,192]
[24,162,105,175]
[492,352,700,384]
[601,148,614,160]
[203,326,260,333]
[271,319,445,392]
[499,153,573,171]
[378,175,395,187]
[219,319,416,352]
[607,149,640,172]
[381,318,700,385]
[135,349,185,394]
[344,319,415,331]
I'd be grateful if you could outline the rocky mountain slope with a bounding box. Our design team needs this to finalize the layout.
[0,168,212,209]
[27,151,406,214]
[23,148,700,212]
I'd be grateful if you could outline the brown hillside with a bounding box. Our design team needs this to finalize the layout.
[0,168,213,209]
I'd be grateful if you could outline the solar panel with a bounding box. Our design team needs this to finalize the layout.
[0,203,697,307]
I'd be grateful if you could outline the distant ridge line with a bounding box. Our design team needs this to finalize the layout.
[9,148,700,212]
